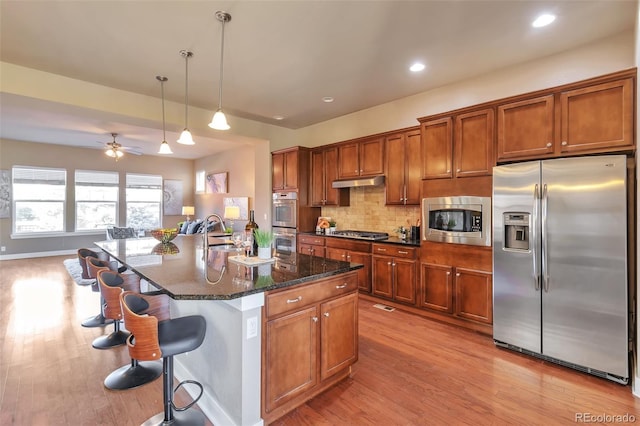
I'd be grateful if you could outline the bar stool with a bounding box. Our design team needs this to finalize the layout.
[120,291,207,425]
[77,248,109,283]
[97,270,162,390]
[80,256,119,328]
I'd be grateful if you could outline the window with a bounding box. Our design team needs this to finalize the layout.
[13,166,66,234]
[195,170,205,193]
[75,170,119,231]
[126,173,162,230]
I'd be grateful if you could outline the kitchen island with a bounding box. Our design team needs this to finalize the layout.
[94,235,362,426]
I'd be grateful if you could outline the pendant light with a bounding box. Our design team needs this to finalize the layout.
[156,75,173,154]
[208,11,231,131]
[177,50,195,145]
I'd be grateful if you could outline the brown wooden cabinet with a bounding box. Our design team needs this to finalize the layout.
[371,244,417,305]
[337,136,385,179]
[325,238,372,293]
[420,108,494,180]
[311,147,349,207]
[262,272,358,421]
[420,263,492,324]
[385,128,421,205]
[272,146,311,192]
[497,76,634,161]
[297,234,325,258]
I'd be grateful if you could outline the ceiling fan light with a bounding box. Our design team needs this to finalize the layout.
[115,150,124,158]
[177,128,195,145]
[209,109,230,130]
[105,149,116,157]
[158,140,173,154]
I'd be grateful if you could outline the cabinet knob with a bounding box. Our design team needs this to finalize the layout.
[354,170,358,173]
[387,261,392,265]
[446,271,451,275]
[360,169,363,173]
[324,312,330,317]
[446,169,450,173]
[456,169,460,172]
[561,141,567,146]
[312,316,318,323]
[456,273,461,277]
[341,254,346,258]
[346,255,351,261]
[546,142,552,147]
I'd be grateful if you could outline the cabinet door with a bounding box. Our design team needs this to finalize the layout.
[421,117,453,179]
[454,108,494,177]
[404,129,422,205]
[272,152,284,190]
[385,133,406,205]
[320,293,358,380]
[420,263,453,313]
[264,306,319,413]
[372,255,393,299]
[560,78,634,153]
[323,147,346,206]
[359,137,385,176]
[393,258,416,304]
[347,251,372,293]
[338,142,360,179]
[310,149,325,206]
[298,243,325,258]
[497,95,554,161]
[325,247,347,262]
[283,150,299,190]
[454,268,492,324]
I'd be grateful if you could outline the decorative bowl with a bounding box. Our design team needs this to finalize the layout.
[150,228,178,244]
[151,242,180,255]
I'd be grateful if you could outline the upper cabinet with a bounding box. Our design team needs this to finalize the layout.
[420,108,494,180]
[385,128,421,205]
[497,74,634,162]
[337,136,385,179]
[272,146,311,193]
[311,146,349,207]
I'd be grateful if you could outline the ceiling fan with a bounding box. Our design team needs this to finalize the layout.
[99,133,142,161]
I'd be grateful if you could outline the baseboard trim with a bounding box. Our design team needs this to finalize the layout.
[0,249,77,261]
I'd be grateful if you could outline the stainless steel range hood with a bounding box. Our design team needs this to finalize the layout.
[332,175,385,189]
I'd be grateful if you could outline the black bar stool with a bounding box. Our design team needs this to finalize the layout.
[120,291,207,425]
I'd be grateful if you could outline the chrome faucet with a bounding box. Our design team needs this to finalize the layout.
[203,213,226,247]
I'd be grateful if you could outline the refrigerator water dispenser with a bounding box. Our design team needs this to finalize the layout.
[504,213,529,251]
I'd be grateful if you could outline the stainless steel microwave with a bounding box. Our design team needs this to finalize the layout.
[422,196,491,246]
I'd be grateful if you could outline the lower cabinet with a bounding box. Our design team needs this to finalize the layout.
[325,238,372,293]
[262,272,358,421]
[297,234,325,257]
[420,263,492,324]
[371,244,417,305]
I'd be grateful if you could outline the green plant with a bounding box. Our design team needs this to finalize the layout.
[253,229,273,248]
[224,226,233,234]
[329,220,336,227]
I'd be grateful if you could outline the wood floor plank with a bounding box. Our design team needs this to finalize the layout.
[1,255,639,425]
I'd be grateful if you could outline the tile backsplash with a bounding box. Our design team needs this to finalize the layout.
[320,186,420,235]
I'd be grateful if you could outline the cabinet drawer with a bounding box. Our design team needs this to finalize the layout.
[266,272,358,318]
[372,244,416,259]
[325,238,371,253]
[298,235,325,246]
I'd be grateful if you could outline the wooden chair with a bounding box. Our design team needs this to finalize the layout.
[120,291,207,425]
[96,270,162,390]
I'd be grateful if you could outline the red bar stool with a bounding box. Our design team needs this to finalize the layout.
[120,291,206,425]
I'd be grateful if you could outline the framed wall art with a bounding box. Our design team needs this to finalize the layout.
[206,172,228,194]
[0,170,10,219]
[163,179,183,215]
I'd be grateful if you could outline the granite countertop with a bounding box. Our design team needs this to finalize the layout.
[300,232,421,247]
[94,235,362,301]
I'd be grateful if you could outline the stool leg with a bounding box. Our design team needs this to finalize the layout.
[141,355,205,426]
[92,319,130,349]
[81,294,114,328]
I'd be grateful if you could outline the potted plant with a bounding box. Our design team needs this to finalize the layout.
[329,220,337,234]
[253,229,273,259]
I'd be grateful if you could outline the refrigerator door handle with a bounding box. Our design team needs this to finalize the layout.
[541,183,549,292]
[532,184,540,291]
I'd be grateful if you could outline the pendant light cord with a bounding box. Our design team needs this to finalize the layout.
[218,18,226,110]
[161,78,167,141]
[184,53,189,127]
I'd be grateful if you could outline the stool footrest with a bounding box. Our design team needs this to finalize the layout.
[172,379,203,412]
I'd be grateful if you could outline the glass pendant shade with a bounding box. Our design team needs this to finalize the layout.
[158,140,173,154]
[177,129,195,145]
[105,149,116,158]
[209,109,230,130]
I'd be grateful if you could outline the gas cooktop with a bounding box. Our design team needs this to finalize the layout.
[330,230,389,241]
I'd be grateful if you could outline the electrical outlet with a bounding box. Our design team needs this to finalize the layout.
[0,246,5,252]
[247,316,258,339]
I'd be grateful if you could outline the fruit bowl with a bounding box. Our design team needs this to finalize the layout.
[150,228,178,244]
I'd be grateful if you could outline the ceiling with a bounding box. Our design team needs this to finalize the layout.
[0,1,636,159]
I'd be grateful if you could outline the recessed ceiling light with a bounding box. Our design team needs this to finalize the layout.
[322,97,334,103]
[532,14,556,28]
[409,62,425,72]
[273,115,284,120]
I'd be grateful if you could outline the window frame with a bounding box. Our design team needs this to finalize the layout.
[74,170,119,231]
[125,173,163,230]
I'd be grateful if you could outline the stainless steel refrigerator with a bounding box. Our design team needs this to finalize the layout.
[492,155,629,384]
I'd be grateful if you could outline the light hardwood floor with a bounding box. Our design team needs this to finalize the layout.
[1,255,639,425]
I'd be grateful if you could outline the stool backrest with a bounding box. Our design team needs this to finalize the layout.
[120,291,170,361]
[97,270,141,321]
[86,256,113,280]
